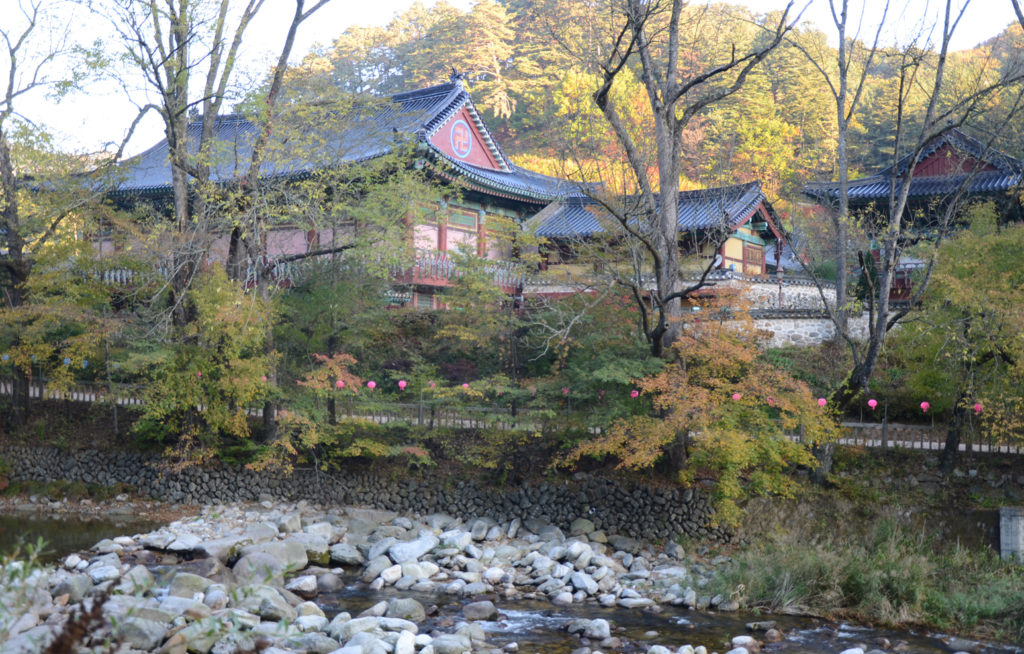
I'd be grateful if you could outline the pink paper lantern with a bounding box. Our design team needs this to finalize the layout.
[817,398,827,408]
[336,379,344,389]
[630,390,639,398]
[367,380,376,390]
[867,398,878,410]
[398,380,407,390]
[973,402,983,415]
[920,401,930,413]
[732,393,741,401]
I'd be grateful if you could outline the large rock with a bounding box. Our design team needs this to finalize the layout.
[140,531,175,550]
[438,529,472,550]
[168,572,214,598]
[114,617,168,651]
[211,632,257,654]
[234,585,295,621]
[87,564,121,584]
[166,533,203,553]
[325,612,352,641]
[117,565,156,594]
[304,521,336,541]
[233,552,284,586]
[463,600,498,621]
[278,513,302,533]
[362,555,394,583]
[608,534,641,554]
[290,534,330,567]
[432,633,472,654]
[245,522,278,543]
[335,616,383,642]
[569,518,595,536]
[283,633,340,653]
[570,572,598,595]
[379,564,403,585]
[329,543,365,566]
[395,630,417,654]
[284,574,318,599]
[159,595,212,620]
[199,535,252,562]
[585,619,611,640]
[239,539,308,572]
[367,536,398,561]
[386,598,426,623]
[53,573,92,602]
[176,616,230,653]
[388,531,439,563]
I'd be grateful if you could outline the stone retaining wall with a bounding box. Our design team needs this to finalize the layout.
[0,445,728,543]
[752,312,869,347]
[737,278,835,311]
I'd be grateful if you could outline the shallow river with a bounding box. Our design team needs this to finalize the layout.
[0,513,161,562]
[4,514,1022,654]
[313,578,1023,654]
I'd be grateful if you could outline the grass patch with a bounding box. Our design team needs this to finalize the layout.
[712,517,1024,641]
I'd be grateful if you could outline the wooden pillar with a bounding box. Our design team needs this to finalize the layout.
[437,200,448,252]
[476,209,487,257]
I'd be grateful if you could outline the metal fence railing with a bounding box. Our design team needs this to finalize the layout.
[1,376,1020,454]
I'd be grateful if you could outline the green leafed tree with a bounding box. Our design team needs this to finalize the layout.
[133,266,272,465]
[0,0,120,427]
[897,205,1024,471]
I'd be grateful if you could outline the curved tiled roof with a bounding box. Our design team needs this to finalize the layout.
[111,80,566,201]
[532,182,769,238]
[804,128,1024,204]
[436,158,577,203]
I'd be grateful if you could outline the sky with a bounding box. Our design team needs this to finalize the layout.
[15,0,1021,157]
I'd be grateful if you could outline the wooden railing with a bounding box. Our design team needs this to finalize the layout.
[1,376,1020,454]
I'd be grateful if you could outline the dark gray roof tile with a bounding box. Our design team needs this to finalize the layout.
[533,182,769,238]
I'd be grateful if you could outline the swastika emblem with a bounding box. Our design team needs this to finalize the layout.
[450,120,472,158]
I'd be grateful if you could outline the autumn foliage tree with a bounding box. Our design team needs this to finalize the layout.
[563,296,839,526]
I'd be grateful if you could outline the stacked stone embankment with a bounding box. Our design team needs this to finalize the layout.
[0,445,728,544]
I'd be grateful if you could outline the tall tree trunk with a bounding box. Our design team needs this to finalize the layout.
[260,283,278,443]
[940,398,966,473]
[11,366,30,428]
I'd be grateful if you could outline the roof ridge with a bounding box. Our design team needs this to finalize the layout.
[391,81,460,102]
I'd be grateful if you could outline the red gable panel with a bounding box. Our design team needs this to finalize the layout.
[914,143,998,177]
[429,106,503,170]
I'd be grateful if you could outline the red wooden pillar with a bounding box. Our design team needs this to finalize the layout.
[437,200,448,252]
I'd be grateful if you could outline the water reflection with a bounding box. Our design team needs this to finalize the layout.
[0,513,159,562]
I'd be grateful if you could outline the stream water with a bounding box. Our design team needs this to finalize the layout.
[0,513,161,563]
[313,575,1023,654]
[4,514,1022,654]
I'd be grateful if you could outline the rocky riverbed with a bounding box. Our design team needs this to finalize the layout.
[0,500,986,654]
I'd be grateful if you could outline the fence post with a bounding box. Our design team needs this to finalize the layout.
[882,399,889,450]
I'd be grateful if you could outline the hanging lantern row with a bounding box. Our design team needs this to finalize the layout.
[728,392,985,416]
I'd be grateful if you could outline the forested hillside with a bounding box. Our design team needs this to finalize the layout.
[304,0,1024,199]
